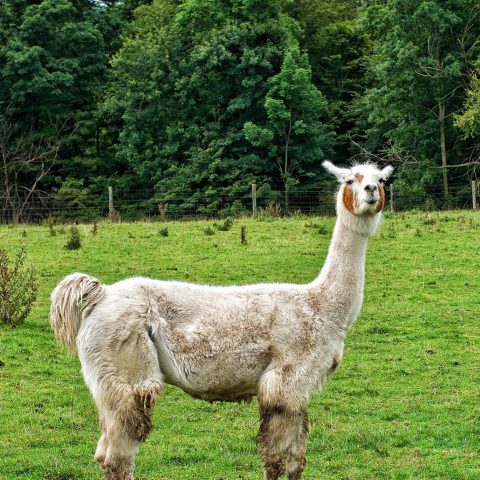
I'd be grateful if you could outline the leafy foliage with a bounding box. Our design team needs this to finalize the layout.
[1,0,480,220]
[64,225,81,250]
[0,246,38,326]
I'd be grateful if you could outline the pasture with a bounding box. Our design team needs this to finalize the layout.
[0,212,479,480]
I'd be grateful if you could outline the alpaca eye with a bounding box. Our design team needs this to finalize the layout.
[379,178,386,184]
[346,179,354,185]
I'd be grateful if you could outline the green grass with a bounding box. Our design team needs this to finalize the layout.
[1,211,479,479]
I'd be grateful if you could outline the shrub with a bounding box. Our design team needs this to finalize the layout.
[217,218,234,231]
[47,216,56,236]
[241,225,247,244]
[158,203,168,221]
[65,226,81,250]
[0,246,38,326]
[159,227,169,237]
[203,226,215,236]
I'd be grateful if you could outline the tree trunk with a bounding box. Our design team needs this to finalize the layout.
[439,101,448,197]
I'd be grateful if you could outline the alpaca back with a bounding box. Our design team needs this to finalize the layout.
[50,273,105,353]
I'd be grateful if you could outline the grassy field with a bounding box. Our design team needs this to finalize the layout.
[0,211,479,480]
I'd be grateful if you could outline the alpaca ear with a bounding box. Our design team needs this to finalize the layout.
[322,161,350,182]
[380,165,394,180]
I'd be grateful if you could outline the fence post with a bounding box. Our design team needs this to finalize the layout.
[108,186,114,217]
[472,180,477,210]
[252,183,257,219]
[389,184,394,213]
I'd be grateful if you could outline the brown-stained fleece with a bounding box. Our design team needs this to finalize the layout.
[354,173,364,182]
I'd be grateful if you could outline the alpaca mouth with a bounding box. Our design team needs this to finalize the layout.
[366,199,377,205]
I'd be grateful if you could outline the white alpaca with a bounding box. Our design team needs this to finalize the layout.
[50,161,393,480]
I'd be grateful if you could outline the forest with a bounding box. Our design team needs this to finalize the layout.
[1,0,480,219]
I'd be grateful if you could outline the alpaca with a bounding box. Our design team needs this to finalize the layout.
[49,161,393,480]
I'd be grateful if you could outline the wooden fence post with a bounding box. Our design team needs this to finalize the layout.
[389,184,394,213]
[472,180,477,210]
[252,183,257,219]
[108,186,114,217]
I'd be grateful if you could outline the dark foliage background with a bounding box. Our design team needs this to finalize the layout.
[1,0,479,219]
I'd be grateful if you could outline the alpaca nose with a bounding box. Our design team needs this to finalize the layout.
[364,184,377,192]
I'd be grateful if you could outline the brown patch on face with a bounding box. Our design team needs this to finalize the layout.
[375,184,385,213]
[343,184,356,213]
[354,173,364,182]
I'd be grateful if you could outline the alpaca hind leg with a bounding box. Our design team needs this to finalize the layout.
[94,412,108,467]
[81,324,163,480]
[101,386,159,480]
[258,368,310,480]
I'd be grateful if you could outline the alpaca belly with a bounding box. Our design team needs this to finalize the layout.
[186,351,270,401]
[158,341,272,402]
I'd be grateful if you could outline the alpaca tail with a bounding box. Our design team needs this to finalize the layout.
[49,273,105,353]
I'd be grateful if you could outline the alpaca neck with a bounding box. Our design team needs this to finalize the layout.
[311,209,379,333]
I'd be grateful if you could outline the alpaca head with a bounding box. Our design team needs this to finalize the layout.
[322,161,394,217]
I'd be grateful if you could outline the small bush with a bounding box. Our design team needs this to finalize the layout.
[241,225,247,244]
[217,218,233,231]
[0,246,38,326]
[47,216,56,236]
[159,227,169,237]
[203,226,215,236]
[158,203,168,222]
[65,226,81,250]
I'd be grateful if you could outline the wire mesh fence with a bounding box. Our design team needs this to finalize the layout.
[0,181,478,224]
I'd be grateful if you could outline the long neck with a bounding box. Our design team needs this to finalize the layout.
[311,210,377,333]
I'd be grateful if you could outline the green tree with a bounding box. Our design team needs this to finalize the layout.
[455,66,480,138]
[359,1,480,198]
[106,0,334,214]
[244,45,332,211]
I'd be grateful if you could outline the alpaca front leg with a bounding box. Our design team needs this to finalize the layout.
[258,404,309,480]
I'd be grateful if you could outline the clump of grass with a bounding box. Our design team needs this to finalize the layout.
[216,218,233,231]
[423,215,436,226]
[203,226,215,236]
[386,226,397,239]
[414,228,422,238]
[109,210,121,224]
[159,227,169,237]
[258,203,281,218]
[64,226,81,250]
[317,225,328,235]
[127,232,135,239]
[21,229,27,238]
[91,221,98,236]
[0,246,38,327]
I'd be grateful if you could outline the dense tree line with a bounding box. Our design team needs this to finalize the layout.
[1,0,479,219]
